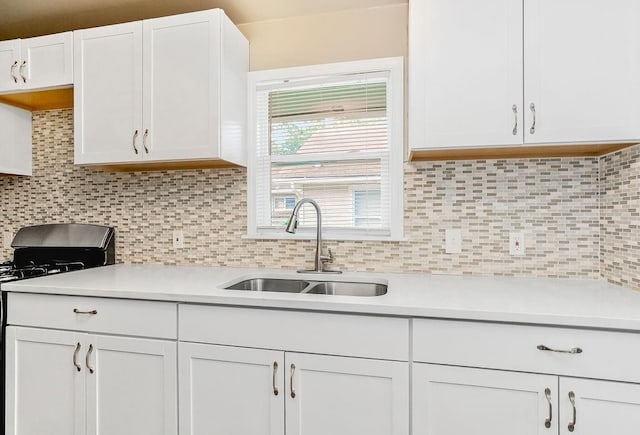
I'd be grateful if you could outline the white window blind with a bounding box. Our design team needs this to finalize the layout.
[248,58,404,240]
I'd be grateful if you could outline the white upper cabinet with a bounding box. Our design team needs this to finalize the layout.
[74,9,248,167]
[142,12,220,162]
[0,102,32,176]
[523,0,640,144]
[0,40,21,91]
[409,0,523,150]
[0,32,73,93]
[409,0,640,154]
[74,22,143,164]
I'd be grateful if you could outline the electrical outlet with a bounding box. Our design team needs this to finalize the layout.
[3,232,12,249]
[172,230,184,249]
[509,232,525,256]
[445,229,462,254]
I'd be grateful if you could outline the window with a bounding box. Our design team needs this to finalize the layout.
[272,195,297,226]
[247,58,404,240]
[353,190,382,227]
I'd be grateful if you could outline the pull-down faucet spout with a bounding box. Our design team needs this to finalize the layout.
[286,198,341,274]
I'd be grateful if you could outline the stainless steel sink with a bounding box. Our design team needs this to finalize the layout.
[304,281,387,297]
[225,278,310,293]
[224,277,387,297]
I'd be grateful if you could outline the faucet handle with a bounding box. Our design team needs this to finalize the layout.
[320,248,334,264]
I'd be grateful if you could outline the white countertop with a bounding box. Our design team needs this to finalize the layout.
[4,264,640,331]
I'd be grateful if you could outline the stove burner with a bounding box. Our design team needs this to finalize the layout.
[0,261,86,283]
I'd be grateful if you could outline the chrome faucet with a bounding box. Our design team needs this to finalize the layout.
[285,198,341,274]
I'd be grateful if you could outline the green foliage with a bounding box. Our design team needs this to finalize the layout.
[271,120,325,156]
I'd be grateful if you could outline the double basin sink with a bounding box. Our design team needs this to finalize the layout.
[225,278,387,297]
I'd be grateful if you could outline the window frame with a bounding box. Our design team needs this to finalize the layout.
[246,57,404,241]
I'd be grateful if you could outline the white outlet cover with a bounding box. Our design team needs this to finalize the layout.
[445,229,462,254]
[509,232,525,256]
[172,230,184,249]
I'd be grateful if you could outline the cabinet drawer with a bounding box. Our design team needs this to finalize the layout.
[179,304,409,361]
[7,293,177,339]
[413,319,640,383]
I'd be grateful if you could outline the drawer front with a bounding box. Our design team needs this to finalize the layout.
[413,319,640,383]
[7,292,177,339]
[180,304,409,361]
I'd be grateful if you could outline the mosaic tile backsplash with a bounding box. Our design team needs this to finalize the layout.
[0,109,637,290]
[600,146,640,290]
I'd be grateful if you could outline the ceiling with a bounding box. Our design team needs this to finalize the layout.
[0,0,406,40]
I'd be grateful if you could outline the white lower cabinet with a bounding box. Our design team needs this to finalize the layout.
[179,343,409,435]
[413,364,557,435]
[5,327,84,435]
[5,326,177,435]
[559,378,640,435]
[413,364,640,435]
[412,319,640,435]
[8,296,640,435]
[285,352,409,435]
[178,343,284,435]
[86,334,177,435]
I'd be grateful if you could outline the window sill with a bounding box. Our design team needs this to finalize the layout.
[242,232,407,242]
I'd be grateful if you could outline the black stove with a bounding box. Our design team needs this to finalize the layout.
[0,223,115,284]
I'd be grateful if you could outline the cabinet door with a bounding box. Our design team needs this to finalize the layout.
[5,326,85,435]
[0,39,21,92]
[20,32,73,90]
[74,21,143,164]
[178,342,284,435]
[85,335,177,435]
[524,0,640,144]
[559,378,640,435]
[413,364,557,435]
[0,103,32,176]
[409,0,523,150]
[142,10,221,161]
[285,352,409,435]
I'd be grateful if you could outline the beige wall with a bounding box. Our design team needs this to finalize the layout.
[238,4,408,71]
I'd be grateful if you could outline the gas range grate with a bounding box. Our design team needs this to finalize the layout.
[0,261,86,283]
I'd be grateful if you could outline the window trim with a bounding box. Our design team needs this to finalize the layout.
[246,57,404,241]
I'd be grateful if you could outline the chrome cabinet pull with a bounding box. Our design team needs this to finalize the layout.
[19,61,27,83]
[132,130,139,154]
[73,308,98,315]
[290,363,296,399]
[272,362,279,396]
[544,387,552,428]
[512,104,518,136]
[537,344,582,354]
[529,102,536,134]
[73,342,82,372]
[568,391,576,432]
[86,344,95,374]
[10,61,18,83]
[142,129,149,154]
